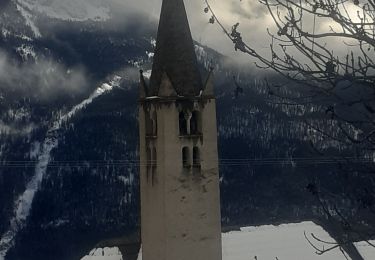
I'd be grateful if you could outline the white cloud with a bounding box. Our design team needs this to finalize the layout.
[0,120,36,135]
[0,49,90,100]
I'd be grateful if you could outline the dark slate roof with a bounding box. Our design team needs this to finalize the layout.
[149,0,202,97]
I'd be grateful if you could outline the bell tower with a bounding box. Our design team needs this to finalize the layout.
[138,0,222,259]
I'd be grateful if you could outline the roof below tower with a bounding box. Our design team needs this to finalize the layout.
[149,0,203,97]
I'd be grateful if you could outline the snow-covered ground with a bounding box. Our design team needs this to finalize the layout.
[81,247,123,260]
[82,222,375,260]
[355,240,375,260]
[0,81,116,260]
[222,222,348,260]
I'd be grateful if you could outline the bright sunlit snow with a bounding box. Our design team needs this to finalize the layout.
[83,222,375,260]
[222,222,349,260]
[355,240,375,260]
[81,247,123,260]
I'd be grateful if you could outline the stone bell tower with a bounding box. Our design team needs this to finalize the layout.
[138,0,222,259]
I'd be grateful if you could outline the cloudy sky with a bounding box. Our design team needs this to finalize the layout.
[17,0,274,63]
[13,0,364,78]
[183,0,273,63]
[18,0,361,64]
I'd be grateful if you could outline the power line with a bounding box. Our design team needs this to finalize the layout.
[0,157,373,168]
[0,156,372,162]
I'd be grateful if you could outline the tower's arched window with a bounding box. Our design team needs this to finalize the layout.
[190,111,201,135]
[182,147,190,168]
[193,147,201,168]
[179,111,188,136]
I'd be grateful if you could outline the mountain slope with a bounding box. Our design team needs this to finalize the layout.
[0,4,373,260]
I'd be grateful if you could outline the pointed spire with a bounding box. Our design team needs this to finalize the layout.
[149,0,202,97]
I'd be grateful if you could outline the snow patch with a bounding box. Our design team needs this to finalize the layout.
[7,107,31,121]
[146,51,154,59]
[0,121,36,136]
[142,70,152,79]
[128,60,143,68]
[16,0,110,22]
[16,44,36,61]
[29,141,41,159]
[109,76,122,88]
[1,29,11,38]
[150,38,156,48]
[54,82,114,130]
[222,222,350,260]
[194,44,219,71]
[118,176,131,186]
[1,27,33,41]
[136,246,142,260]
[41,219,70,229]
[81,247,123,260]
[355,240,375,259]
[15,1,41,38]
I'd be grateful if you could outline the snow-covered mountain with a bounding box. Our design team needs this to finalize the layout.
[0,2,373,260]
[16,0,110,22]
[4,0,110,39]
